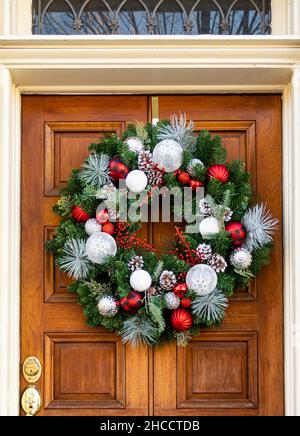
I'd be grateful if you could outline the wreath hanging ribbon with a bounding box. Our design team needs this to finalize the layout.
[47,113,277,347]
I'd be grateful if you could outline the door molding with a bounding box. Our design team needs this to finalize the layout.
[1,38,300,416]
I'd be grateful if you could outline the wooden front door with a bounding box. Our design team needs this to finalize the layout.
[21,95,283,416]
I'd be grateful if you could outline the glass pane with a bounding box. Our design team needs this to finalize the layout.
[32,0,272,35]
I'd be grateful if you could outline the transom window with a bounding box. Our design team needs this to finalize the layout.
[32,0,272,35]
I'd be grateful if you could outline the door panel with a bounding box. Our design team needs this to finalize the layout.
[21,96,150,416]
[154,95,283,416]
[21,95,283,416]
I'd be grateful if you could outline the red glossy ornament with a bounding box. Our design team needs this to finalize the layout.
[71,205,90,223]
[96,208,109,224]
[171,308,193,332]
[225,221,247,246]
[102,222,115,235]
[109,158,129,180]
[177,171,191,185]
[181,297,192,309]
[189,179,204,190]
[120,297,131,312]
[208,164,229,184]
[173,283,188,298]
[121,291,143,314]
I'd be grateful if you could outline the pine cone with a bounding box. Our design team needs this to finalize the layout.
[147,286,162,297]
[159,270,177,290]
[224,207,233,222]
[209,254,227,273]
[147,168,164,186]
[196,243,212,261]
[138,150,153,171]
[128,255,144,272]
[199,199,212,215]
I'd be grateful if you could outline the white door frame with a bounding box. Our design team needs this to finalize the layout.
[1,35,300,416]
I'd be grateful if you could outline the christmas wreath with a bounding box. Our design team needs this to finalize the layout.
[47,114,277,347]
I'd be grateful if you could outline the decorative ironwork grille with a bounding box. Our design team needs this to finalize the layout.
[32,0,271,35]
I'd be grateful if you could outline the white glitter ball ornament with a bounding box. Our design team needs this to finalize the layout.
[152,139,183,173]
[130,270,152,292]
[199,217,221,238]
[187,158,204,176]
[85,218,102,236]
[97,296,118,317]
[126,170,148,193]
[230,248,252,270]
[164,292,181,310]
[85,232,117,264]
[186,264,218,296]
[125,136,144,154]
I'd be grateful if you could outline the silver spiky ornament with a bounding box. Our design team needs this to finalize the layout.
[164,292,180,310]
[85,219,102,236]
[59,239,92,280]
[79,153,111,188]
[125,136,144,154]
[157,113,196,152]
[187,158,204,177]
[192,290,228,324]
[230,248,252,270]
[242,203,278,251]
[97,296,118,317]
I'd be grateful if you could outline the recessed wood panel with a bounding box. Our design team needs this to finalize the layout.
[177,332,258,409]
[45,122,125,196]
[44,227,76,303]
[44,333,125,409]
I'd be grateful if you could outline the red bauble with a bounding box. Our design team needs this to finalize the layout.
[71,205,90,223]
[173,283,188,298]
[189,180,204,190]
[225,221,247,246]
[96,208,109,224]
[177,171,191,185]
[102,222,115,235]
[109,158,129,180]
[121,291,143,314]
[208,164,229,184]
[181,297,192,309]
[171,308,193,332]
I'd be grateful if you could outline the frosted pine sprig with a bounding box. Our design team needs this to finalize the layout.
[79,153,111,188]
[192,290,228,325]
[59,239,92,280]
[242,203,278,251]
[158,113,196,152]
[121,316,158,347]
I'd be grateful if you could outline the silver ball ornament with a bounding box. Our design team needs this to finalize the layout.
[125,136,144,154]
[187,158,204,176]
[85,232,117,265]
[164,292,180,310]
[85,218,102,236]
[186,264,218,296]
[97,296,118,317]
[152,139,183,173]
[230,248,252,270]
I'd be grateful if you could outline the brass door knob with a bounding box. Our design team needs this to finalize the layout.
[21,386,42,416]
